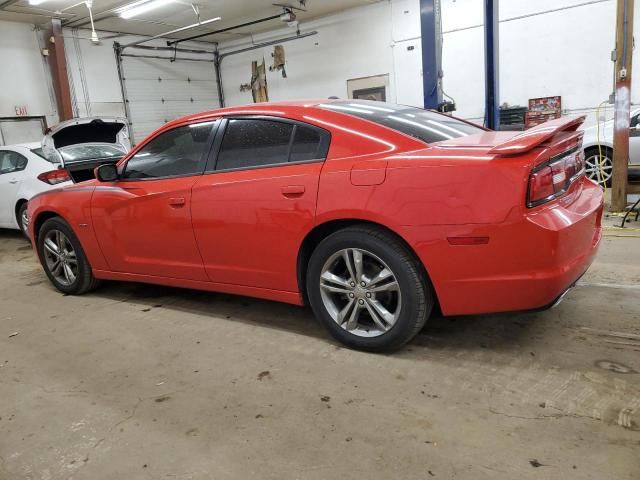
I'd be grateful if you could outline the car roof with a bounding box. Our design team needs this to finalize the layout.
[164,99,338,128]
[0,142,41,150]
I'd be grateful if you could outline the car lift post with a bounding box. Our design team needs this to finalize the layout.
[483,0,500,130]
[611,0,635,212]
[420,0,443,109]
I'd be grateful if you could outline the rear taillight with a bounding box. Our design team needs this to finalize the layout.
[527,149,584,207]
[37,169,72,185]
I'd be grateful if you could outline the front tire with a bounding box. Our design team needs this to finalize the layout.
[584,147,613,187]
[306,225,432,352]
[37,217,100,295]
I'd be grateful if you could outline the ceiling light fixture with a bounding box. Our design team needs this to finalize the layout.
[28,0,47,5]
[118,0,174,19]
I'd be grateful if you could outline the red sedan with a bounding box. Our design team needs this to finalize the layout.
[27,100,603,351]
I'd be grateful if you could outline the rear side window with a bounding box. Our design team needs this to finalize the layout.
[319,100,484,144]
[216,119,293,171]
[290,125,324,162]
[123,121,215,179]
[213,118,329,172]
[0,150,28,174]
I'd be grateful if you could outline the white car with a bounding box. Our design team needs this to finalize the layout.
[580,108,640,186]
[0,117,130,237]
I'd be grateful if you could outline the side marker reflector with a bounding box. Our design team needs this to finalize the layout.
[447,236,490,246]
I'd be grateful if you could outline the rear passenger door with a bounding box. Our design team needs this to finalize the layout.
[0,150,28,227]
[191,116,330,292]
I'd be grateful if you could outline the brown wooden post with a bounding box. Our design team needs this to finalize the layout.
[46,18,74,121]
[611,0,634,211]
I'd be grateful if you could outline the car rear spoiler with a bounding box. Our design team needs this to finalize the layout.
[488,116,586,155]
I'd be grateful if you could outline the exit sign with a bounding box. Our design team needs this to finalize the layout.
[14,106,28,116]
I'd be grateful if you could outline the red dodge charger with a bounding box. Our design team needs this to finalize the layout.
[27,100,603,351]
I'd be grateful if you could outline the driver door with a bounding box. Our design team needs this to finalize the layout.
[91,120,218,280]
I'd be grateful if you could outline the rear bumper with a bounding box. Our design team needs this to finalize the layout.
[406,178,603,316]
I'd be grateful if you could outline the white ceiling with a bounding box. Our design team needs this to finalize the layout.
[0,0,381,42]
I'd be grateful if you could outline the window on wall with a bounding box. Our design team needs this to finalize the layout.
[123,121,215,179]
[0,151,28,175]
[213,118,330,171]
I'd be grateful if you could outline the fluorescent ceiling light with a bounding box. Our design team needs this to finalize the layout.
[29,0,47,5]
[119,0,173,19]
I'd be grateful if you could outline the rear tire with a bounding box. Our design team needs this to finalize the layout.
[306,225,432,352]
[16,202,29,239]
[37,217,100,295]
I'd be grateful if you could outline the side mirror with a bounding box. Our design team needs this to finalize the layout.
[95,164,119,182]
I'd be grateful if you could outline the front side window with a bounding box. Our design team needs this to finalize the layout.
[214,118,329,171]
[319,100,484,144]
[0,151,28,175]
[123,121,215,180]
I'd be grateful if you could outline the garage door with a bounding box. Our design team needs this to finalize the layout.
[120,54,220,144]
[0,117,46,145]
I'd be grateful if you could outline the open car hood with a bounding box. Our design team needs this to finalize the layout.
[42,117,131,166]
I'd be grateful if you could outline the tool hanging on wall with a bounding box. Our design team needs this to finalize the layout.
[269,45,287,78]
[251,59,269,103]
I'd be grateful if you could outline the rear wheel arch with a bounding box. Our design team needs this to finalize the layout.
[15,199,28,225]
[297,219,438,309]
[15,199,28,220]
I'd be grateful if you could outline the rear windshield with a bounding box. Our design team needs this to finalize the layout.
[318,100,484,144]
[58,144,125,163]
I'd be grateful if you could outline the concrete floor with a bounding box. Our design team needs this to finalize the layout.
[1,219,639,480]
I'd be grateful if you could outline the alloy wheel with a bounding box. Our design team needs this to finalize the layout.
[319,248,401,337]
[20,208,29,234]
[43,230,78,286]
[584,153,612,185]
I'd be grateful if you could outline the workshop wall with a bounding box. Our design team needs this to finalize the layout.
[1,0,638,134]
[0,21,57,126]
[441,0,640,125]
[218,1,423,108]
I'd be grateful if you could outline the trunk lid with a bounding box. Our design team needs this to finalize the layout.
[42,117,131,182]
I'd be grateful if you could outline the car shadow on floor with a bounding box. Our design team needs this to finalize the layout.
[2,227,544,356]
[90,280,544,355]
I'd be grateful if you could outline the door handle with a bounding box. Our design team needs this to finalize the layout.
[281,185,305,197]
[9,179,18,184]
[168,197,186,207]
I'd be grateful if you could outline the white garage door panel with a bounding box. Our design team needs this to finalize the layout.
[121,55,220,144]
[0,118,45,145]
[125,79,219,102]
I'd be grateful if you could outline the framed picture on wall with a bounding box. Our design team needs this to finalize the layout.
[347,74,389,102]
[352,86,386,102]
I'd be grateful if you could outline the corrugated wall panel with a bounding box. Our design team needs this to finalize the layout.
[121,55,219,143]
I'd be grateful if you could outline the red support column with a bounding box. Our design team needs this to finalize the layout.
[47,18,74,121]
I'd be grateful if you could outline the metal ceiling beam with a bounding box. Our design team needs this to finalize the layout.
[167,13,282,46]
[0,0,20,9]
[62,0,132,27]
[119,16,221,49]
[217,30,317,61]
